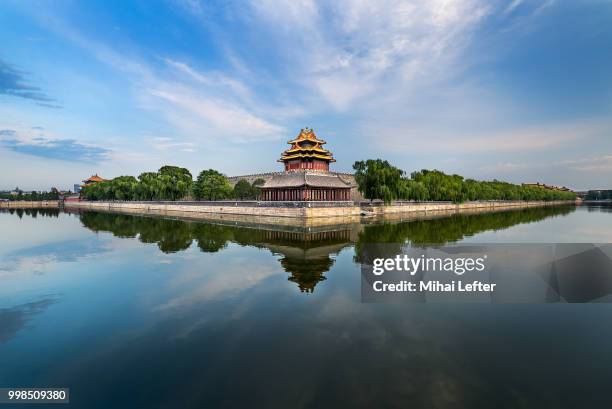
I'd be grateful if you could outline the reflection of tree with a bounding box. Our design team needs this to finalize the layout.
[77,211,351,292]
[138,218,193,253]
[1,208,59,218]
[80,212,138,238]
[80,212,192,253]
[355,205,575,264]
[191,223,234,253]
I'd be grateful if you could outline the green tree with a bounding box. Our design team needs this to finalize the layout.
[110,176,138,201]
[135,172,160,201]
[353,159,405,204]
[233,179,254,200]
[355,160,576,204]
[158,165,193,200]
[193,169,233,200]
[251,178,265,199]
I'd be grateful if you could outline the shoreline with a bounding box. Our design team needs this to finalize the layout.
[0,200,60,208]
[1,199,577,226]
[58,199,577,225]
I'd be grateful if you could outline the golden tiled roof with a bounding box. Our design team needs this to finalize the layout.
[82,174,107,184]
[279,128,335,163]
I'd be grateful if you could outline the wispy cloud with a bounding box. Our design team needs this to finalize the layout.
[375,119,607,154]
[0,128,110,162]
[0,59,60,107]
[152,136,197,153]
[247,0,491,111]
[480,154,612,176]
[31,16,290,143]
[563,155,612,172]
[504,0,523,14]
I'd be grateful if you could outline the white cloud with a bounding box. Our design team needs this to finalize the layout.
[146,84,285,142]
[504,0,523,14]
[375,119,607,154]
[248,0,491,110]
[564,155,612,172]
[28,16,291,144]
[152,136,197,153]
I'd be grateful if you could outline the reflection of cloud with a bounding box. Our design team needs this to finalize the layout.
[0,58,59,107]
[157,257,280,310]
[0,297,58,343]
[0,128,110,162]
[0,238,110,276]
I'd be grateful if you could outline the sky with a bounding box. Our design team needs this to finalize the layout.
[0,0,611,191]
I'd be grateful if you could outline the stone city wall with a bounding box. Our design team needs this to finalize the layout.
[64,199,574,220]
[360,200,574,215]
[64,200,361,219]
[0,200,59,208]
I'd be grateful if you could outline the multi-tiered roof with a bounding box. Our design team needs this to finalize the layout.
[278,127,336,164]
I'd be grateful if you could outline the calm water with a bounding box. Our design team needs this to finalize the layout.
[1,205,612,408]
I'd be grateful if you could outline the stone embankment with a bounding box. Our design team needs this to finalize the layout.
[0,200,59,208]
[64,199,575,219]
[359,200,574,216]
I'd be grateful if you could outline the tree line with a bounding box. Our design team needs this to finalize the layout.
[0,188,60,201]
[80,165,265,201]
[353,159,577,204]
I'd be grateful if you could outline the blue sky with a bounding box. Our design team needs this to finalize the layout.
[0,0,611,191]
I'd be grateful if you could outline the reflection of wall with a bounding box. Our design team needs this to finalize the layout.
[69,204,577,293]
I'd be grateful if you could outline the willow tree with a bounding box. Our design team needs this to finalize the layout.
[135,172,160,201]
[110,176,138,201]
[158,166,193,200]
[353,159,406,204]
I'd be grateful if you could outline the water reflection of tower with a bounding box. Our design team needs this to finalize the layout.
[263,230,352,293]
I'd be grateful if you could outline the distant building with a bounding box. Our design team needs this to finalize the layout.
[575,191,588,199]
[78,174,108,198]
[584,190,612,201]
[522,182,573,192]
[64,194,81,203]
[74,184,81,194]
[82,174,108,187]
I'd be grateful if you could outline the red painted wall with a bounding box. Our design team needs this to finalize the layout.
[284,159,329,171]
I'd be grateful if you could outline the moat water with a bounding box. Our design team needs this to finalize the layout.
[1,204,612,408]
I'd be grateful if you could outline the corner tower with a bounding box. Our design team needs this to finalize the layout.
[279,127,336,171]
